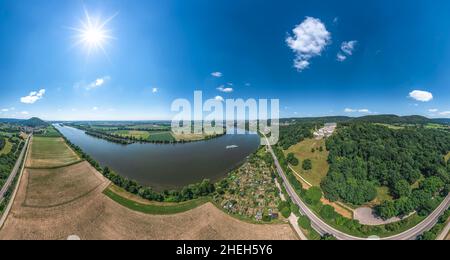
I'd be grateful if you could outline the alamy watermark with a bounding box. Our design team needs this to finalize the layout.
[171,91,279,145]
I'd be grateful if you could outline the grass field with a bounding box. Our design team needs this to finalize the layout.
[27,137,81,168]
[285,138,329,187]
[173,132,218,142]
[363,186,394,208]
[113,130,150,140]
[148,131,175,142]
[104,185,210,215]
[375,123,405,130]
[445,152,450,162]
[0,139,12,155]
[426,123,449,130]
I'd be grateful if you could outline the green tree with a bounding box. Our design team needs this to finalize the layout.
[393,179,411,198]
[298,215,311,229]
[302,159,312,171]
[320,205,337,221]
[287,153,299,166]
[280,207,292,218]
[376,201,398,220]
[305,187,322,205]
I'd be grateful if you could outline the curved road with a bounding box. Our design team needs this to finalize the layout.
[262,134,450,240]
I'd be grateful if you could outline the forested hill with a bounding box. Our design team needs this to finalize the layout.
[353,115,431,124]
[0,117,49,128]
[433,118,450,125]
[21,117,49,127]
[321,123,450,219]
[282,115,434,125]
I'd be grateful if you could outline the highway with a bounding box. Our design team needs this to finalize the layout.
[262,133,450,240]
[0,136,30,203]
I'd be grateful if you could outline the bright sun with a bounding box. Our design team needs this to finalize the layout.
[70,8,117,56]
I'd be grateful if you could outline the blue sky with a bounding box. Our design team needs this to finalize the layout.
[0,0,449,120]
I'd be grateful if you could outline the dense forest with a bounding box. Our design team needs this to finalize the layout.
[0,135,23,188]
[279,123,316,150]
[0,137,5,151]
[321,124,450,218]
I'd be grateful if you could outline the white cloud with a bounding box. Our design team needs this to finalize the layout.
[211,72,223,78]
[344,108,356,113]
[92,107,98,111]
[341,41,358,55]
[286,17,331,71]
[217,86,233,93]
[337,53,347,62]
[1,108,9,112]
[345,108,372,113]
[21,111,29,115]
[152,87,159,94]
[214,96,224,102]
[75,76,111,90]
[337,41,357,62]
[439,111,450,116]
[20,89,46,104]
[88,76,110,90]
[428,109,439,113]
[409,90,433,102]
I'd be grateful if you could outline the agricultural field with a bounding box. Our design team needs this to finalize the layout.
[24,161,105,208]
[147,131,175,142]
[374,123,405,130]
[284,138,329,187]
[26,137,80,168]
[113,130,150,140]
[425,123,449,130]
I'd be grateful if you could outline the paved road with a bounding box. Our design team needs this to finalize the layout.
[262,133,450,240]
[0,136,30,203]
[437,221,450,240]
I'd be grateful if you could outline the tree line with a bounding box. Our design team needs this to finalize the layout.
[71,125,226,145]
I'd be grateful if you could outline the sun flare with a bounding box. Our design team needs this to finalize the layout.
[70,8,117,56]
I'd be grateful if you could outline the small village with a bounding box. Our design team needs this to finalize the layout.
[313,123,337,139]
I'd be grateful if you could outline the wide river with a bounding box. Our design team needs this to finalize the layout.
[55,125,260,190]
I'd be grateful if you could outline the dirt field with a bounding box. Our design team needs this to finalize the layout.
[0,137,297,240]
[0,166,296,240]
[26,137,80,168]
[23,161,104,208]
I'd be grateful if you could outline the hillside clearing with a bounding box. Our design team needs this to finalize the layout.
[285,138,329,187]
[0,140,12,155]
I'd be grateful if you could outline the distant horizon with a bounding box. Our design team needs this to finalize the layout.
[2,113,450,122]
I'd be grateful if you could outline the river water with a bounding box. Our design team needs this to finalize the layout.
[55,125,260,190]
